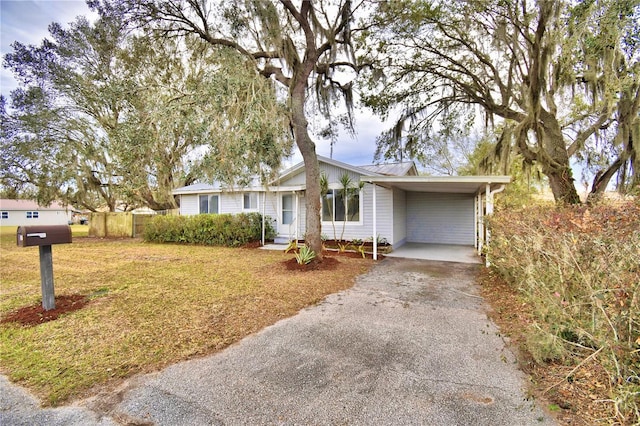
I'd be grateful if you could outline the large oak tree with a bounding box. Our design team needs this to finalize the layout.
[360,0,639,203]
[93,0,365,258]
[3,12,289,210]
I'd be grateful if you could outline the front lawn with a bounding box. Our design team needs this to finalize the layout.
[0,227,372,405]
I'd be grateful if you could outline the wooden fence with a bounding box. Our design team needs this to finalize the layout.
[89,212,173,238]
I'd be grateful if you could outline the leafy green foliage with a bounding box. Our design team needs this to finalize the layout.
[359,0,639,203]
[294,245,316,265]
[487,201,640,423]
[143,213,275,247]
[2,14,290,211]
[338,172,364,242]
[93,0,365,259]
[461,131,545,209]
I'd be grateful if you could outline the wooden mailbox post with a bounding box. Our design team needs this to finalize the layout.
[16,225,72,311]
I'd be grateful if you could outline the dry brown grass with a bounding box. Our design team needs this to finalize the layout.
[484,201,640,425]
[0,228,373,405]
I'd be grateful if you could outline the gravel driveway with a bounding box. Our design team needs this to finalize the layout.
[1,258,555,425]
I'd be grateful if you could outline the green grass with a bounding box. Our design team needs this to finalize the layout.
[0,227,372,405]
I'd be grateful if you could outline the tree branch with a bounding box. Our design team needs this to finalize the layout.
[567,107,611,157]
[259,64,291,87]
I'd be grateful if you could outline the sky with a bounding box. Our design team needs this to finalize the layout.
[0,0,385,168]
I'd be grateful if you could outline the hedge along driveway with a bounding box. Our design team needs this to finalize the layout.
[0,230,373,406]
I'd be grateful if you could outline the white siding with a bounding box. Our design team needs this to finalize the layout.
[179,195,199,216]
[181,192,278,218]
[279,162,362,187]
[259,192,279,236]
[406,193,475,245]
[262,192,279,222]
[277,162,393,243]
[320,164,361,184]
[279,169,305,186]
[220,192,243,213]
[372,185,394,243]
[392,188,407,246]
[297,194,307,238]
[179,160,397,244]
[0,210,71,227]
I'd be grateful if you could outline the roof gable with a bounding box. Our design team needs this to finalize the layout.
[272,156,382,186]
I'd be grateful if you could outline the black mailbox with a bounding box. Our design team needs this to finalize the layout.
[17,225,72,247]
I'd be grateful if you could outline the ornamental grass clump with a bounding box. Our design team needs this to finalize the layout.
[486,200,639,424]
[295,245,316,265]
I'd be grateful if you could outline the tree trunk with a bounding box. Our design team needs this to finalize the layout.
[588,153,625,202]
[291,85,324,261]
[630,151,640,192]
[546,165,581,204]
[539,112,581,204]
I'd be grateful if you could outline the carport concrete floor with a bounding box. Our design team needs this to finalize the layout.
[1,258,554,425]
[386,242,482,264]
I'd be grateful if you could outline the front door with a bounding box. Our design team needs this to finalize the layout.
[278,193,296,238]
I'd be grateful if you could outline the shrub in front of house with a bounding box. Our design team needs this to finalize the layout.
[143,213,276,247]
[486,200,640,424]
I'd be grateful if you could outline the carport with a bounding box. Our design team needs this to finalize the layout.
[361,175,511,263]
[384,243,482,264]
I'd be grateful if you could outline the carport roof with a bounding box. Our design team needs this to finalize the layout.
[360,175,511,194]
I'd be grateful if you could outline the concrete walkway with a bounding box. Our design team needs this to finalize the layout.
[1,258,554,425]
[385,242,482,264]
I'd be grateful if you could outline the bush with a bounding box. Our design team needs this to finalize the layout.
[143,213,276,247]
[486,200,640,424]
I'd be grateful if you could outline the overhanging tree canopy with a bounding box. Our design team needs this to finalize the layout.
[2,12,290,210]
[360,0,639,203]
[91,0,366,259]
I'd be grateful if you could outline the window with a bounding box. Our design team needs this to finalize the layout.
[322,189,360,222]
[1,212,7,219]
[26,211,39,219]
[199,195,219,214]
[243,193,258,210]
[282,194,294,225]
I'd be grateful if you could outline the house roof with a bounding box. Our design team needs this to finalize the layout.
[0,199,70,211]
[360,175,511,194]
[272,155,384,185]
[172,182,220,194]
[173,158,511,196]
[359,162,418,176]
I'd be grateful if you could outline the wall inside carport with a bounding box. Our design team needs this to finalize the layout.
[405,192,476,245]
[391,187,407,246]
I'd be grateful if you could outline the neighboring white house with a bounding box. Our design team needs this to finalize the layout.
[0,199,74,227]
[172,156,510,257]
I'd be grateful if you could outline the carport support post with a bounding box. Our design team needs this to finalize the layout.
[372,183,377,260]
[39,244,56,310]
[295,192,299,241]
[485,184,493,267]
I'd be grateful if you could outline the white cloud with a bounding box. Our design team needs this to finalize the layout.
[1,0,96,97]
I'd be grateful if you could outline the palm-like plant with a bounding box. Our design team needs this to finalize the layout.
[338,172,364,242]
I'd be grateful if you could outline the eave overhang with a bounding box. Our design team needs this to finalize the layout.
[360,176,511,195]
